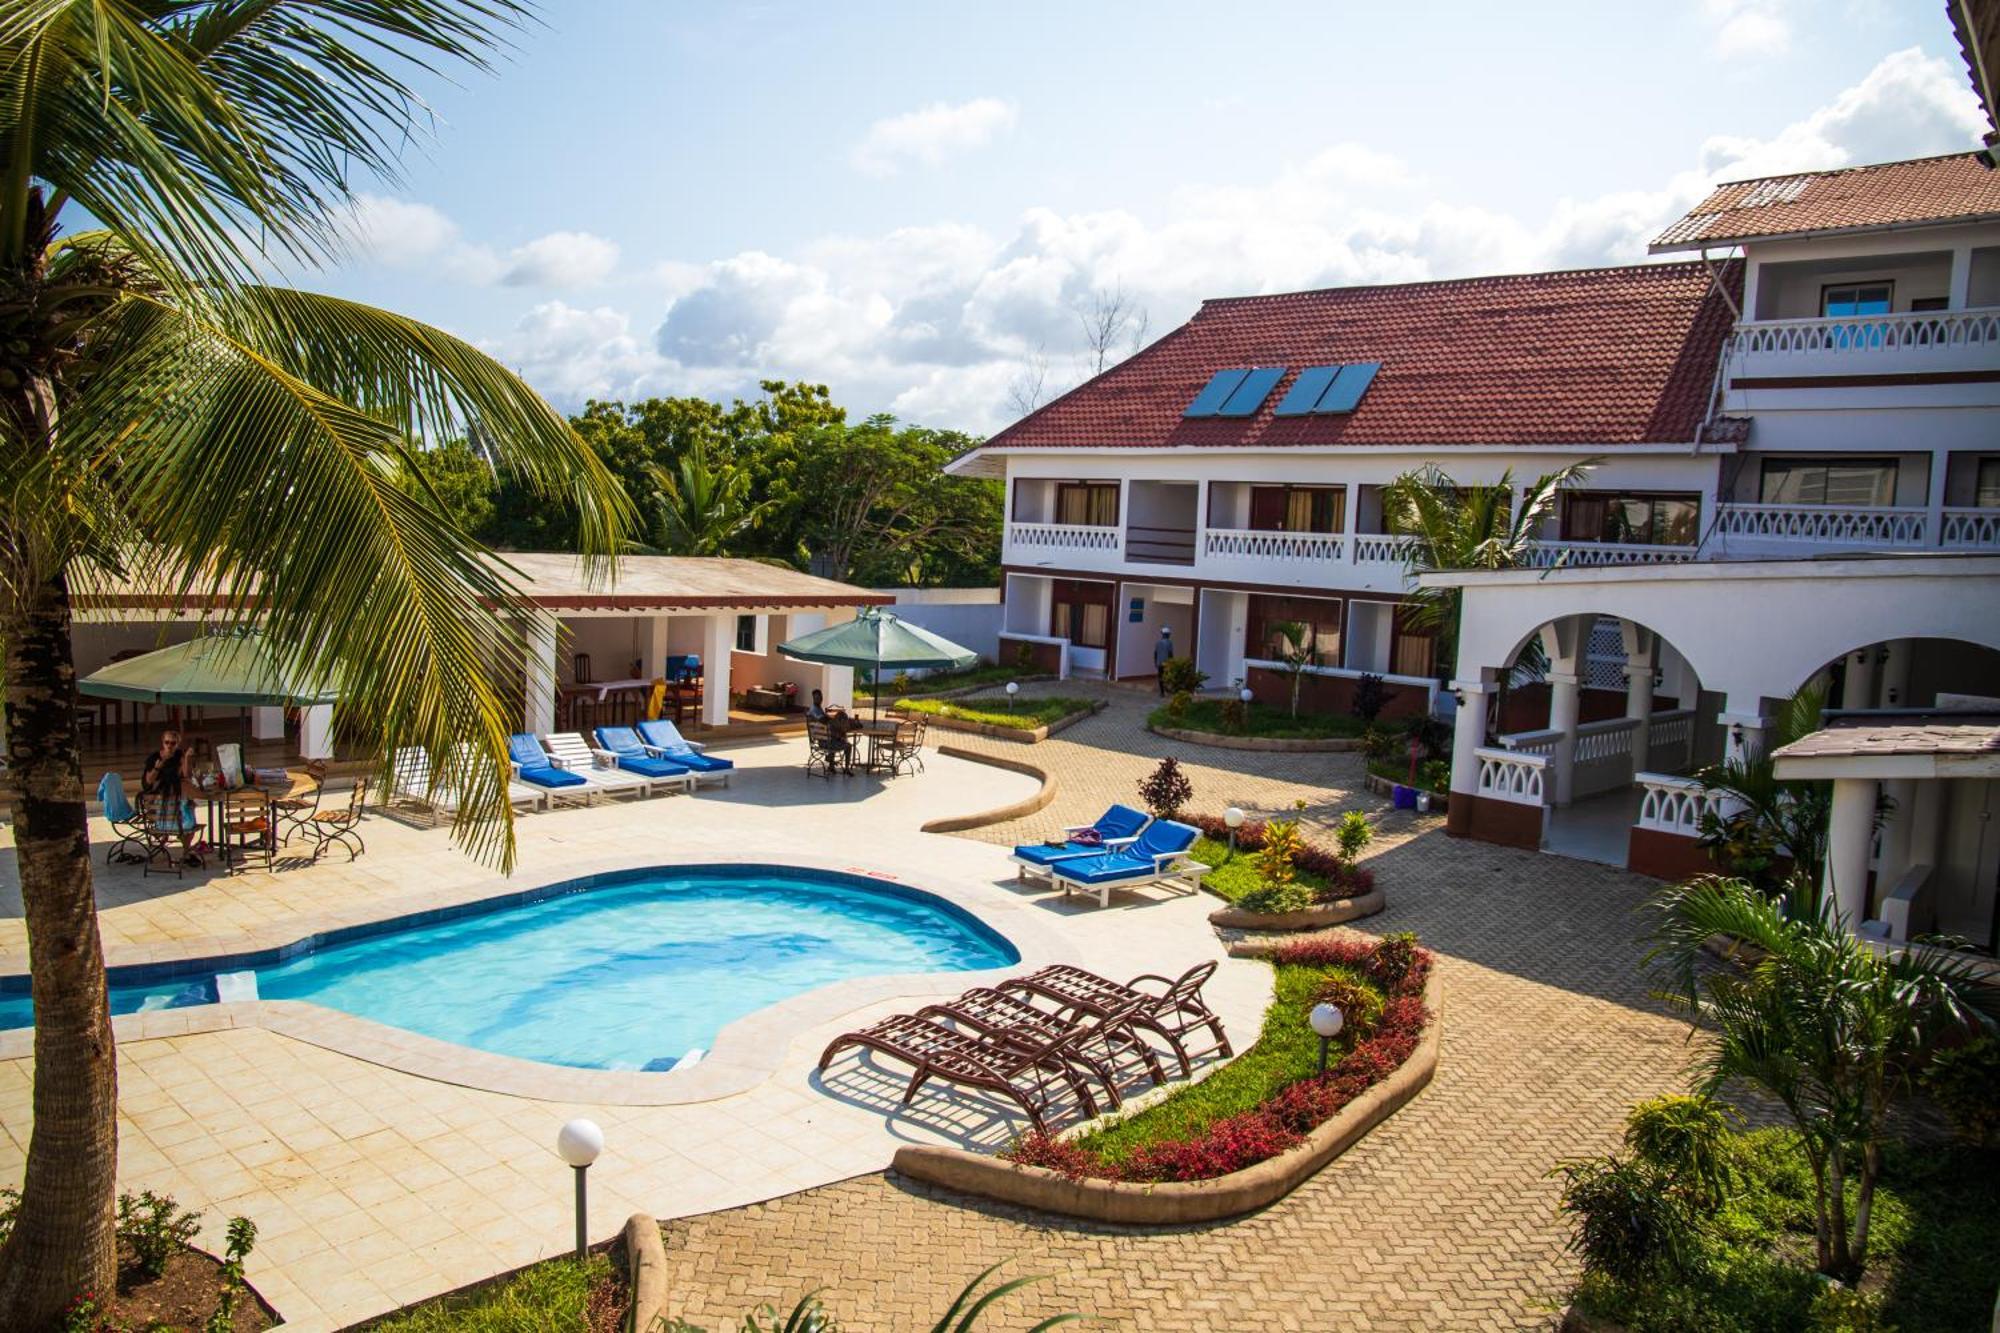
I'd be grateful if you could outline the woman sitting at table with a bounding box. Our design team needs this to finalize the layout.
[140,729,199,866]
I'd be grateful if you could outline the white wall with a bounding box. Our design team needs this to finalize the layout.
[873,587,1002,662]
[1115,582,1194,681]
[1196,589,1247,686]
[1003,573,1053,636]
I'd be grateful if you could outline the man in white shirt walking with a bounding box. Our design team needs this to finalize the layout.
[1153,626,1175,695]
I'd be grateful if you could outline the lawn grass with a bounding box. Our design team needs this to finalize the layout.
[1190,835,1331,905]
[366,1254,612,1332]
[1151,698,1369,740]
[867,662,1040,696]
[1072,959,1381,1168]
[1574,1129,2000,1332]
[895,695,1093,730]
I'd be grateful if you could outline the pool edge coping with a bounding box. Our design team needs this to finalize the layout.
[0,850,1081,1107]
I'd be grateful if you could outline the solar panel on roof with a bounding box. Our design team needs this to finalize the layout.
[1217,366,1285,417]
[1184,368,1251,417]
[1314,361,1380,414]
[1273,365,1341,416]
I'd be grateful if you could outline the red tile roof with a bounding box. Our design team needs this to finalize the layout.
[1651,153,2000,252]
[978,261,1740,453]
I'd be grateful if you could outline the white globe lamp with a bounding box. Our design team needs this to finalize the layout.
[1005,680,1019,711]
[1310,1003,1345,1073]
[556,1118,604,1257]
[1223,806,1245,854]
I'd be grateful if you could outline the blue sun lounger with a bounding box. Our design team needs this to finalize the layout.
[1009,803,1151,882]
[1047,819,1209,908]
[593,726,699,786]
[634,718,733,786]
[508,733,591,798]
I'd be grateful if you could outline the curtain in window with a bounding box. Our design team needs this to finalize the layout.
[1760,459,1897,506]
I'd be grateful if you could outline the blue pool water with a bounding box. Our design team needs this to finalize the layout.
[0,867,1017,1071]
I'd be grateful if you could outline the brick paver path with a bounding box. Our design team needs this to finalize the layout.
[658,683,1691,1331]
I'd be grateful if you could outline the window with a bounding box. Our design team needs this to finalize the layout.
[1391,606,1435,679]
[1977,458,2000,509]
[1247,595,1342,668]
[1560,492,1699,546]
[735,615,761,653]
[1055,482,1119,527]
[1910,296,1949,312]
[1821,283,1892,317]
[1760,457,1898,506]
[1248,485,1345,534]
[1049,580,1112,649]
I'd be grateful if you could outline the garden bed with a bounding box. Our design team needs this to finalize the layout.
[1179,816,1379,932]
[362,1251,624,1332]
[892,695,1101,743]
[893,934,1438,1224]
[872,664,1055,698]
[1146,699,1369,748]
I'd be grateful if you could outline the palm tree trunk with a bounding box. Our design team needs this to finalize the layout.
[0,569,120,1328]
[1825,1140,1851,1277]
[1851,1139,1880,1277]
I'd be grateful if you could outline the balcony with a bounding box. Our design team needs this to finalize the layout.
[1202,528,1345,577]
[1520,541,1697,569]
[1728,309,2000,380]
[1004,521,1122,567]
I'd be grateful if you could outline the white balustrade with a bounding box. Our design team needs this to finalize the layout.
[1521,541,1697,569]
[1202,528,1345,564]
[1496,727,1560,757]
[1475,746,1547,807]
[1571,716,1638,799]
[1711,503,1930,547]
[1940,507,2000,550]
[1729,308,2000,358]
[1634,772,1720,838]
[1645,708,1694,774]
[1006,522,1122,554]
[1352,534,1416,564]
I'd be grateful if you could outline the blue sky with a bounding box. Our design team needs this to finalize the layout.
[310,1,1986,432]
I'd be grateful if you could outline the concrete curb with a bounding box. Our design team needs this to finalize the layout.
[890,968,1442,1225]
[623,1213,668,1333]
[892,699,1104,745]
[920,747,1057,834]
[1207,888,1386,932]
[1147,723,1361,753]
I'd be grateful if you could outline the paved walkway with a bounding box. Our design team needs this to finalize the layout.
[656,683,1693,1331]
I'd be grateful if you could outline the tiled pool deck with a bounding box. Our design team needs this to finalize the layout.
[0,737,1269,1330]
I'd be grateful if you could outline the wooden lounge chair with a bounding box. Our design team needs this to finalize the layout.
[816,1009,1110,1135]
[1000,961,1232,1078]
[916,988,1165,1108]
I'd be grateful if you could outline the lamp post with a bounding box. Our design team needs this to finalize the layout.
[1005,680,1019,713]
[1224,806,1245,856]
[1238,686,1254,706]
[1310,1003,1344,1075]
[556,1118,603,1259]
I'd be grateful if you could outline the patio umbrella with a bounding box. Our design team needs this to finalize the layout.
[80,631,338,708]
[777,607,978,718]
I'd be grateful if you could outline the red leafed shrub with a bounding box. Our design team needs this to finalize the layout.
[1273,935,1376,971]
[1378,994,1430,1035]
[1122,1109,1303,1183]
[1264,1075,1348,1133]
[1187,813,1374,900]
[1367,932,1421,989]
[1002,1129,1111,1181]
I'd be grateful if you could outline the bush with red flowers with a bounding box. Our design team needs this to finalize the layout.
[1185,812,1377,899]
[1001,934,1432,1184]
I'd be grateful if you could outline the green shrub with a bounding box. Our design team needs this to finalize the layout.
[117,1188,201,1280]
[1158,655,1206,696]
[1624,1095,1736,1214]
[1333,811,1372,869]
[1924,1035,2000,1147]
[1359,725,1396,762]
[1219,697,1248,732]
[1553,1155,1700,1286]
[1240,818,1312,914]
[204,1216,259,1333]
[1350,672,1389,722]
[1165,689,1193,720]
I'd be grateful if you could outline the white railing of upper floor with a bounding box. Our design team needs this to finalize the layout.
[1941,507,2000,549]
[1710,503,1932,547]
[1203,528,1345,563]
[1006,522,1122,554]
[1728,308,2000,358]
[1521,541,1697,568]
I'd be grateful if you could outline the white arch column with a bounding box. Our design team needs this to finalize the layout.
[524,614,559,735]
[1540,616,1588,807]
[1841,644,1879,710]
[1825,776,1878,927]
[1445,672,1493,839]
[1622,622,1658,771]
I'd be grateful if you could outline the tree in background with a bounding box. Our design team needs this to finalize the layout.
[642,438,777,556]
[0,5,628,1321]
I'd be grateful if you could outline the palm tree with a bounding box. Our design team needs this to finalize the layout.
[0,6,629,1323]
[1691,685,1834,895]
[1380,461,1592,680]
[1644,876,1999,1280]
[643,438,777,556]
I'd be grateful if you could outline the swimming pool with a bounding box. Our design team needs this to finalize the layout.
[0,866,1018,1071]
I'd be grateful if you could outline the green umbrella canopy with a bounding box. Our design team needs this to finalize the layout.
[79,632,339,707]
[777,607,979,674]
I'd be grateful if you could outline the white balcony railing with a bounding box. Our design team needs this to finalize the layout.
[1729,308,2000,360]
[1476,747,1547,807]
[1352,534,1417,564]
[1711,503,1931,547]
[1634,773,1721,839]
[1645,708,1695,774]
[1202,528,1345,564]
[1521,541,1698,569]
[1941,507,2000,549]
[1006,522,1121,555]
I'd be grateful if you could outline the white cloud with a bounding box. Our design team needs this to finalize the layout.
[1702,0,1791,60]
[850,97,1018,177]
[471,49,1986,433]
[502,230,620,288]
[342,195,461,266]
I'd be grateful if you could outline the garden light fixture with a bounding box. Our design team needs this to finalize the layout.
[1310,1003,1345,1074]
[1238,686,1254,705]
[1224,806,1244,854]
[1006,680,1019,712]
[556,1118,603,1259]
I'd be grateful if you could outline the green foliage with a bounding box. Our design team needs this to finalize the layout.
[1076,960,1382,1166]
[1163,689,1193,720]
[1333,811,1372,869]
[1265,620,1315,717]
[1554,1154,1703,1286]
[1924,1035,2000,1147]
[369,1254,608,1332]
[116,1190,201,1281]
[1624,1095,1736,1213]
[1240,819,1311,914]
[642,436,779,556]
[1380,460,1593,676]
[1147,699,1367,740]
[0,1187,15,1247]
[398,437,499,538]
[1694,685,1833,895]
[661,1260,1079,1332]
[1189,836,1335,906]
[204,1216,258,1333]
[1349,672,1389,722]
[1643,875,2000,1279]
[1359,725,1397,761]
[1157,656,1206,696]
[895,697,1091,730]
[1136,756,1193,820]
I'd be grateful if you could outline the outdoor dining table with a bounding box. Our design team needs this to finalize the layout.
[192,771,298,860]
[853,718,910,774]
